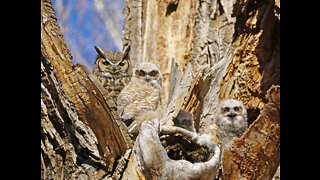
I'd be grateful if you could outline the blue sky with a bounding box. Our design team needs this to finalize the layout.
[52,0,125,70]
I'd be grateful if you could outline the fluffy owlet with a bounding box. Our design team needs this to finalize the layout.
[92,45,132,110]
[173,110,196,132]
[117,62,162,127]
[214,99,248,148]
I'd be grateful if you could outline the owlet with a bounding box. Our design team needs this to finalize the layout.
[173,110,196,132]
[117,62,162,127]
[214,99,248,148]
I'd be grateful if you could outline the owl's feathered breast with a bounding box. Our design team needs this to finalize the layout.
[95,73,131,103]
[98,73,131,89]
[117,79,161,120]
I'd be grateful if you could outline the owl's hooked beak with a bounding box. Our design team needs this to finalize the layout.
[145,75,151,82]
[112,66,117,72]
[227,111,237,118]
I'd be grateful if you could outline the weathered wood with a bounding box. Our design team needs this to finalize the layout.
[192,0,237,72]
[122,118,221,180]
[41,50,102,179]
[41,0,130,178]
[123,0,197,107]
[198,0,280,136]
[162,64,194,126]
[122,0,143,68]
[168,58,183,101]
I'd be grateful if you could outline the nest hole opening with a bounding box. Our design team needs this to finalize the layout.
[160,133,212,163]
[247,108,260,126]
[166,3,178,16]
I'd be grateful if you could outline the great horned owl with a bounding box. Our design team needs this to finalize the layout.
[117,62,162,127]
[214,99,248,148]
[92,45,132,110]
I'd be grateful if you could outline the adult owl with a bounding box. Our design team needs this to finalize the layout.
[214,99,248,148]
[92,45,132,110]
[117,62,162,127]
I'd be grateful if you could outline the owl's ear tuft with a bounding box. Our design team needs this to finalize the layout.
[94,46,105,56]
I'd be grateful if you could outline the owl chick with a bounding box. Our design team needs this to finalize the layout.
[214,99,248,148]
[92,45,132,110]
[173,110,196,132]
[117,62,162,127]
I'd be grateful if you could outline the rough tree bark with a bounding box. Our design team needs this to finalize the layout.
[41,0,131,179]
[41,0,279,179]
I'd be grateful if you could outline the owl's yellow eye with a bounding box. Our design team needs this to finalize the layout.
[102,59,110,65]
[149,70,157,77]
[223,107,230,113]
[234,106,240,112]
[119,60,126,66]
[182,119,191,126]
[139,70,146,76]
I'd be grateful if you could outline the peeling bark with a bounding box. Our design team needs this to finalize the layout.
[192,0,237,71]
[41,49,104,179]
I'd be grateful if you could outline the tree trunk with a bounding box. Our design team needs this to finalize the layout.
[41,0,131,179]
[41,0,279,179]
